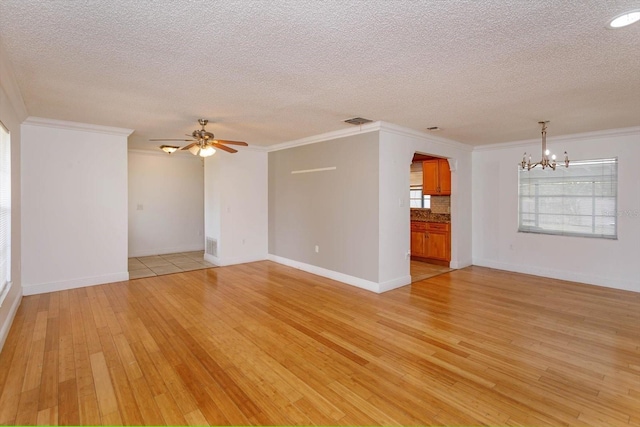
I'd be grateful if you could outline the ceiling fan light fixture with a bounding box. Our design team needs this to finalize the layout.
[152,119,248,156]
[199,146,216,157]
[160,145,179,154]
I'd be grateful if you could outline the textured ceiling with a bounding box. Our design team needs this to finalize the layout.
[1,0,639,149]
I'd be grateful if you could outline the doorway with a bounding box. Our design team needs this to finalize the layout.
[410,152,453,282]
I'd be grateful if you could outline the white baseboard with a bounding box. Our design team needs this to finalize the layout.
[268,254,409,294]
[378,275,412,293]
[472,258,640,293]
[450,258,473,270]
[22,272,130,296]
[204,253,266,267]
[129,244,205,258]
[0,285,22,353]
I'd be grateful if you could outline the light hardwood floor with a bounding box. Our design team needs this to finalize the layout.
[1,262,639,425]
[410,259,452,283]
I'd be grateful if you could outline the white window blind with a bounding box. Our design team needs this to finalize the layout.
[0,122,10,306]
[518,158,618,239]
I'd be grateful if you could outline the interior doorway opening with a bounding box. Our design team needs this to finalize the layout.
[410,152,453,282]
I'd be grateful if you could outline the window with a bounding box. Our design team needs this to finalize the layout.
[410,186,431,209]
[0,122,10,305]
[518,158,617,239]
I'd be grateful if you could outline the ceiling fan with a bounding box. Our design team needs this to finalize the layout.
[150,119,248,157]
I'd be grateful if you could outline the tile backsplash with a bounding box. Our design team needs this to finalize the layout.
[430,195,450,214]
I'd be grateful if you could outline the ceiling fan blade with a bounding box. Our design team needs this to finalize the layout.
[150,138,194,142]
[213,139,248,146]
[181,142,198,151]
[211,143,237,153]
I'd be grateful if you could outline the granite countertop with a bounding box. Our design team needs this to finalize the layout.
[410,208,450,223]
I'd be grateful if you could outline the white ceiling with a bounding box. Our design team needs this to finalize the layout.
[1,0,639,150]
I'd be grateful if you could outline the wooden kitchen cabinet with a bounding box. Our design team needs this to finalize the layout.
[411,221,451,265]
[422,159,451,195]
[411,221,428,258]
[425,222,450,261]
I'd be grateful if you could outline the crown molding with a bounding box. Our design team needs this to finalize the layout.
[377,121,474,152]
[0,36,28,121]
[267,121,473,153]
[474,126,640,152]
[267,121,381,152]
[23,116,134,137]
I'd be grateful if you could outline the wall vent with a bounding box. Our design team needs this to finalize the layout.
[206,237,218,257]
[344,117,373,125]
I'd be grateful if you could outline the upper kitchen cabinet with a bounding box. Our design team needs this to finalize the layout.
[422,158,451,196]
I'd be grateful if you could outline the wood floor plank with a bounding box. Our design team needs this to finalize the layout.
[57,379,80,425]
[21,337,46,393]
[153,392,187,426]
[89,352,119,419]
[38,350,58,411]
[1,261,639,426]
[36,405,58,426]
[128,376,167,426]
[0,298,38,424]
[14,387,39,425]
[184,408,210,426]
[109,364,144,425]
[77,392,101,425]
[57,333,75,384]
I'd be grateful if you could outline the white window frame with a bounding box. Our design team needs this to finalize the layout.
[518,158,618,239]
[409,185,431,209]
[0,121,11,306]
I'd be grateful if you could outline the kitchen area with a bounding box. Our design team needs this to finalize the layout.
[410,154,452,282]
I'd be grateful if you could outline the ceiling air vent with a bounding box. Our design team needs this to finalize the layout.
[344,117,373,125]
[426,126,442,131]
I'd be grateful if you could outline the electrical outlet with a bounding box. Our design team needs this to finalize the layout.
[315,245,319,253]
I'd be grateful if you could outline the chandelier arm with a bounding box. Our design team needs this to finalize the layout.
[520,121,568,171]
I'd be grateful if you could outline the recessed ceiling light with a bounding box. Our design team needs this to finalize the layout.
[607,10,640,29]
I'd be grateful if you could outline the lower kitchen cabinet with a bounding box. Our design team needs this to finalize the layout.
[411,221,450,264]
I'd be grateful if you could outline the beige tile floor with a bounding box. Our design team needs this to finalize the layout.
[410,259,453,283]
[128,251,216,279]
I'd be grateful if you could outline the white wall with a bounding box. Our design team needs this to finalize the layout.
[268,132,380,287]
[204,149,268,266]
[472,127,640,292]
[378,123,474,292]
[263,122,472,293]
[0,37,27,351]
[128,151,204,257]
[21,117,131,295]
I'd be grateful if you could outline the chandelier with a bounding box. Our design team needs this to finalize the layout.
[521,121,569,170]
